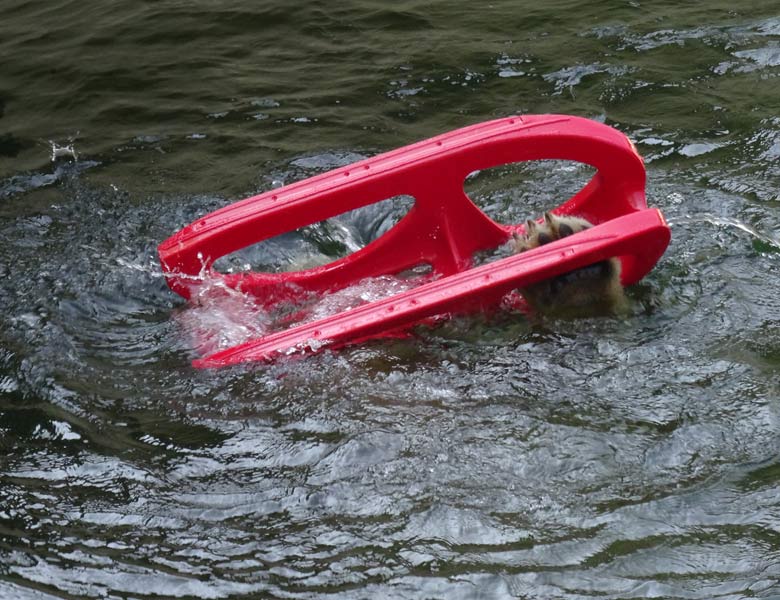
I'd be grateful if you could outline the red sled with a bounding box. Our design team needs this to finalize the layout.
[158,114,670,368]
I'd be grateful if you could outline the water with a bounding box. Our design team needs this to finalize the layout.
[2,1,780,598]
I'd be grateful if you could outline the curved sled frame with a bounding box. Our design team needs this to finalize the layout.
[159,115,671,367]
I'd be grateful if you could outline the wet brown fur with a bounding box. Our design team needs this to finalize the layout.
[512,212,627,317]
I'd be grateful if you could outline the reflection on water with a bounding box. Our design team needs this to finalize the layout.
[1,1,780,598]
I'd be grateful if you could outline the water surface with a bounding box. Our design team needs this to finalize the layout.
[1,1,780,598]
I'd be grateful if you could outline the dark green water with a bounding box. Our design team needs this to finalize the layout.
[2,1,780,598]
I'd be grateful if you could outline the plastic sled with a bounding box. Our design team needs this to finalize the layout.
[159,114,670,368]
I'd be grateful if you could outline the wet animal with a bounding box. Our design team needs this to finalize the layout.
[512,212,627,317]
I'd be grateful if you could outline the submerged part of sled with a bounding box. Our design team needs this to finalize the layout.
[159,114,671,367]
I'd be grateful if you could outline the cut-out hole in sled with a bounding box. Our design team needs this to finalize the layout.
[212,194,416,275]
[464,160,597,227]
[159,114,671,368]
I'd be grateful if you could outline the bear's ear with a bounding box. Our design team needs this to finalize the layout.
[525,219,539,242]
[543,211,557,234]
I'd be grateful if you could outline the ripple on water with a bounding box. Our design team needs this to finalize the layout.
[3,165,780,599]
[3,3,780,599]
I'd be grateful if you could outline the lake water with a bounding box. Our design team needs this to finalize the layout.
[1,1,780,598]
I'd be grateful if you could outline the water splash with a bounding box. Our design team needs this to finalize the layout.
[48,139,78,162]
[173,264,421,359]
[40,132,81,163]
